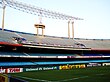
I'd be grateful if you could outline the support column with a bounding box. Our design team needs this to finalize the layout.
[68,21,70,39]
[36,28,39,36]
[35,24,45,36]
[2,5,6,31]
[72,21,74,39]
[42,28,44,36]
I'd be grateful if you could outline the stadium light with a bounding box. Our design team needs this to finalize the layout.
[0,0,83,39]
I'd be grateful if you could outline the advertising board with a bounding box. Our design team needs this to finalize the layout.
[24,66,59,72]
[86,63,101,67]
[59,64,86,70]
[102,63,110,66]
[7,68,23,73]
[0,68,23,74]
[0,68,7,74]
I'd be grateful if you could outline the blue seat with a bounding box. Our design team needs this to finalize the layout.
[0,62,35,66]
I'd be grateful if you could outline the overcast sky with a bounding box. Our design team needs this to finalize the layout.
[0,0,110,39]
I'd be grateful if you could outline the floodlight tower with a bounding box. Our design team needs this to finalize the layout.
[0,0,83,39]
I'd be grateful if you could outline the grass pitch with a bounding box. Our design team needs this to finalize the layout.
[10,66,110,82]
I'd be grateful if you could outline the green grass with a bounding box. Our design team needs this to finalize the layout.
[10,66,110,82]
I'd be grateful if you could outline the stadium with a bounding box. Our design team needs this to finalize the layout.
[0,0,110,82]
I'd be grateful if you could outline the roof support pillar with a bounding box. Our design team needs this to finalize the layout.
[72,21,74,39]
[68,21,70,39]
[2,0,6,31]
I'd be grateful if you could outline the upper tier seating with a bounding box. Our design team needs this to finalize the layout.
[0,29,78,48]
[75,38,110,49]
[0,29,110,49]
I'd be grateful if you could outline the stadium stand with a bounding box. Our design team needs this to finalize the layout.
[75,38,110,49]
[0,29,19,44]
[1,28,110,50]
[0,28,110,69]
[0,28,85,48]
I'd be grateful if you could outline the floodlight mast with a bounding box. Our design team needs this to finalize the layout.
[0,0,83,38]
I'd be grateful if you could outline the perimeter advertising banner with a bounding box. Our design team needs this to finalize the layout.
[0,68,23,74]
[102,63,110,66]
[0,68,7,74]
[23,66,59,72]
[86,63,101,67]
[7,68,23,73]
[59,64,86,70]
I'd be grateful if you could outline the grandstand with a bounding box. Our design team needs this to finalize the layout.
[0,28,79,48]
[0,28,110,59]
[0,28,110,51]
[75,38,110,49]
